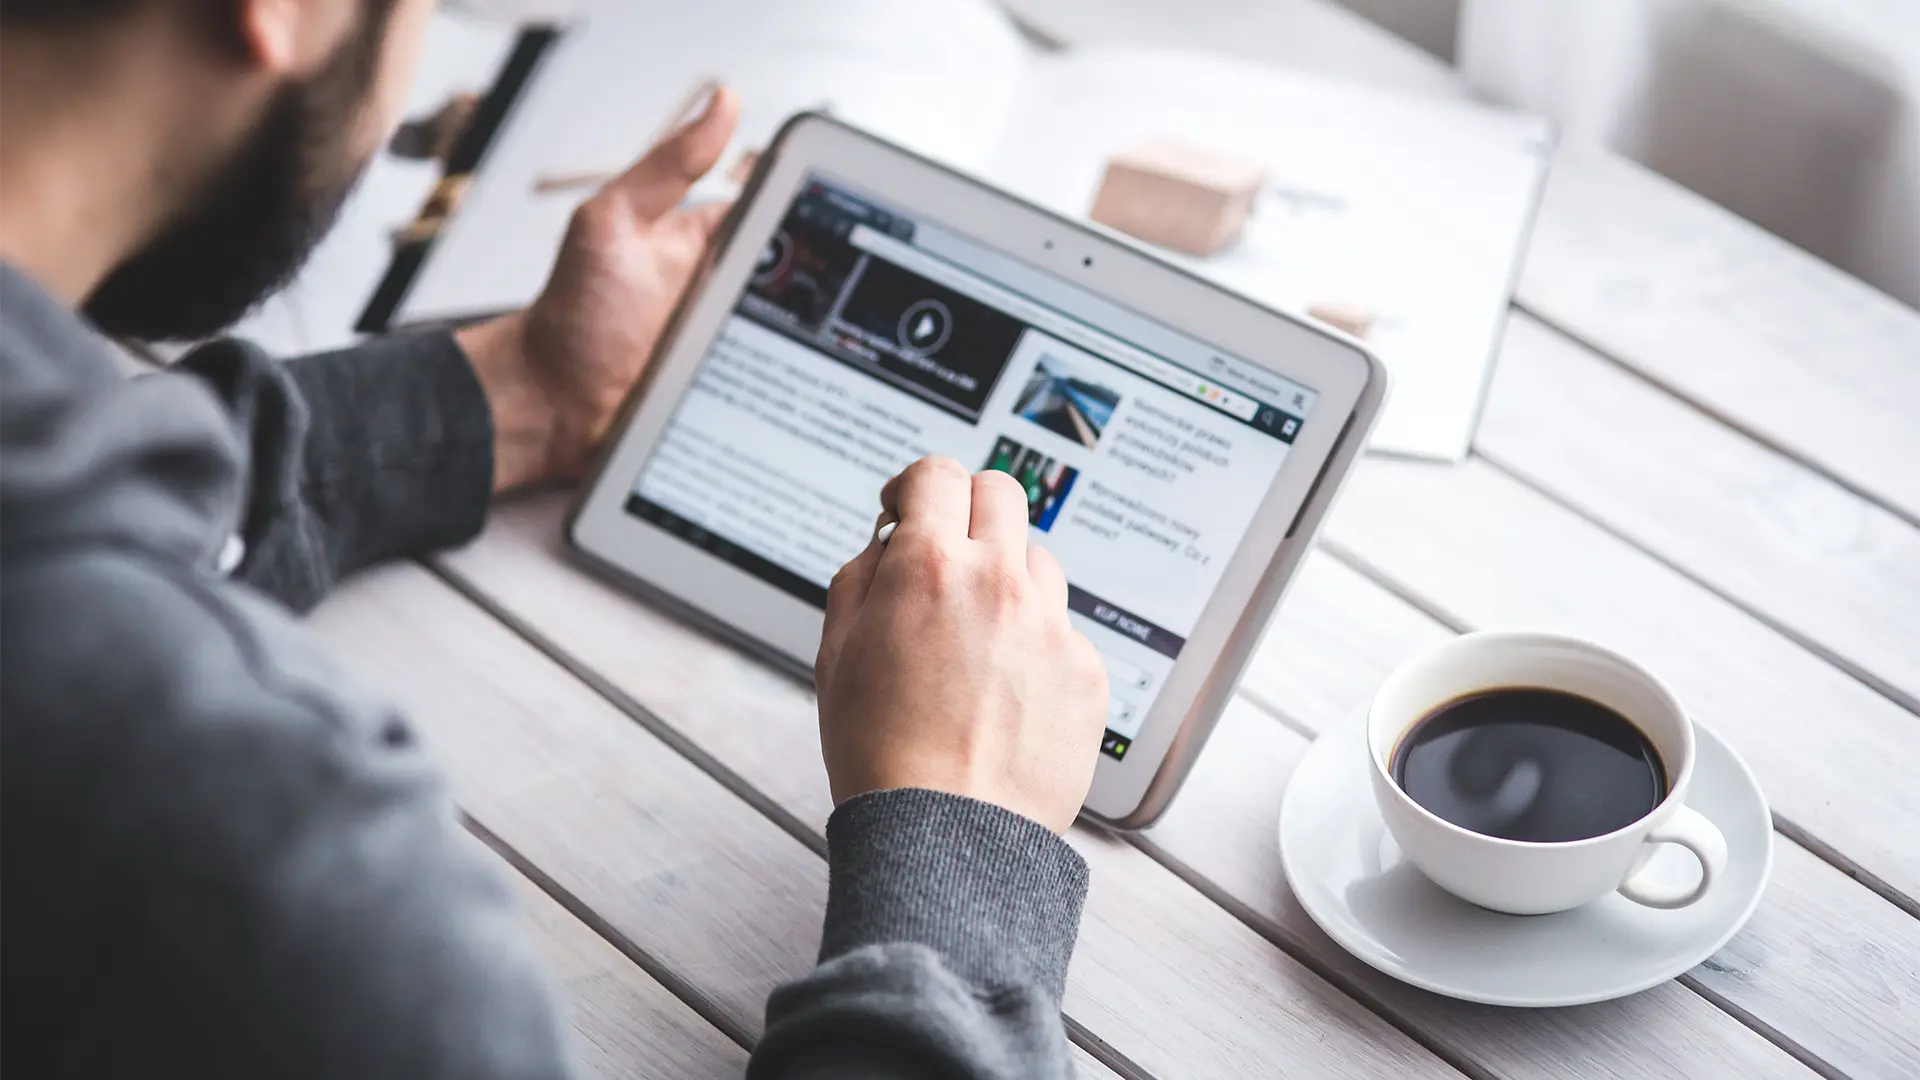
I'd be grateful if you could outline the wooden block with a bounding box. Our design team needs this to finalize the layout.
[1307,300,1374,339]
[531,170,614,195]
[1089,137,1266,256]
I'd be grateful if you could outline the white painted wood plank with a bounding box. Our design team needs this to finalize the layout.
[1518,147,1920,522]
[1148,698,1817,1080]
[500,855,749,1080]
[1319,459,1920,904]
[419,494,1917,1078]
[1234,553,1920,1080]
[433,495,1469,1080]
[313,563,1122,1080]
[1477,314,1920,710]
[310,564,827,1040]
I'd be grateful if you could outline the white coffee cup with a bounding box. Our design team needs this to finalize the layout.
[1367,631,1728,916]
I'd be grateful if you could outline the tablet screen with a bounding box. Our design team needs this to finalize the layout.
[628,176,1317,759]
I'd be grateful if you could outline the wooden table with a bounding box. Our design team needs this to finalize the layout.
[307,3,1920,1077]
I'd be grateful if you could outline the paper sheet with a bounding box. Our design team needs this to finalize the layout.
[985,49,1554,459]
[397,0,1031,325]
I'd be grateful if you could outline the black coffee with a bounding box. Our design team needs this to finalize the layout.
[1389,687,1667,843]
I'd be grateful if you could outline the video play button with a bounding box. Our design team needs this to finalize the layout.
[896,298,953,354]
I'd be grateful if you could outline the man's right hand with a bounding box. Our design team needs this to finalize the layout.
[815,457,1110,835]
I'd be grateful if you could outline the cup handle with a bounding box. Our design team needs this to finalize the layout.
[1617,805,1728,909]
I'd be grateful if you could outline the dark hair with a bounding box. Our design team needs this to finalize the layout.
[3,0,144,27]
[3,0,393,31]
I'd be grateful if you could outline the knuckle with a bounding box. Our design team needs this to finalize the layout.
[1071,635,1109,691]
[973,562,1028,615]
[898,535,959,595]
[910,455,968,482]
[566,195,625,243]
[824,575,854,612]
[829,559,860,589]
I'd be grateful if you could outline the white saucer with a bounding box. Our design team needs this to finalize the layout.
[1279,714,1773,1007]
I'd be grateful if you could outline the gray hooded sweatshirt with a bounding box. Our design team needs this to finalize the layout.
[0,261,1088,1079]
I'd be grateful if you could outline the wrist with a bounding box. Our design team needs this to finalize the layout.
[455,313,558,493]
[820,789,1088,1000]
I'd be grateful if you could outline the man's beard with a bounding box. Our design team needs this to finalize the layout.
[83,13,391,341]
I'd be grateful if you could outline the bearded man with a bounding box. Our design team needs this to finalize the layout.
[0,3,1109,1076]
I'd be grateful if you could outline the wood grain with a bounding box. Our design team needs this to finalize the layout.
[1321,457,1920,907]
[1517,147,1920,523]
[1476,313,1920,711]
[309,563,829,1041]
[316,569,1132,1080]
[497,851,749,1079]
[314,564,1125,1080]
[1232,553,1920,1080]
[433,495,1469,1080]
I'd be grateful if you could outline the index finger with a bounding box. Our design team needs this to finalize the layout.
[881,457,974,542]
[600,85,740,224]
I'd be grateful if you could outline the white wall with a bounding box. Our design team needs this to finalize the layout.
[1333,0,1460,60]
[1250,0,1920,306]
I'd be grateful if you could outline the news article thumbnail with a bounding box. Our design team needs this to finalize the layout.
[834,259,1025,421]
[1012,354,1122,449]
[982,436,1079,532]
[745,207,864,332]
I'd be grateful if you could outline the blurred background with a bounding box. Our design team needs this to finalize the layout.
[1039,0,1920,309]
[243,0,1919,363]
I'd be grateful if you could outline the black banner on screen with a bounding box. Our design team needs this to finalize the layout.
[829,258,1025,421]
[737,181,1021,424]
[1066,585,1186,660]
[625,494,829,609]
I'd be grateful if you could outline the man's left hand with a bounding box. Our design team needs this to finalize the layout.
[457,86,741,492]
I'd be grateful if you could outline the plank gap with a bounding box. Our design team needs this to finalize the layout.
[1472,448,1920,720]
[424,559,831,859]
[460,811,760,1052]
[426,558,1171,1080]
[1127,833,1502,1080]
[1511,302,1920,535]
[1674,976,1851,1080]
[1316,541,1472,634]
[1060,1017,1160,1080]
[1235,683,1320,742]
[1768,815,1920,922]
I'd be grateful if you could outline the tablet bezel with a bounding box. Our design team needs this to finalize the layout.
[569,113,1385,827]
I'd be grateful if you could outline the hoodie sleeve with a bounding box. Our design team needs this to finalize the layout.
[175,331,495,611]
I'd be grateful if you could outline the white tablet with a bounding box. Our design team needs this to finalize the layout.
[570,114,1386,828]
